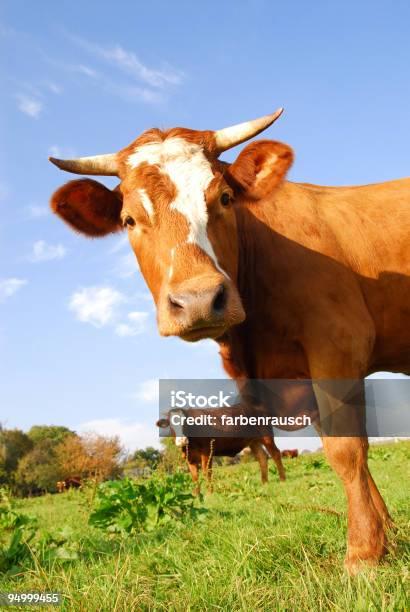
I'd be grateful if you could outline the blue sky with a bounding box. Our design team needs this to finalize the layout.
[1,0,409,451]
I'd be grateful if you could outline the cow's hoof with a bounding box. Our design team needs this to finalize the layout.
[344,555,380,576]
[344,542,386,576]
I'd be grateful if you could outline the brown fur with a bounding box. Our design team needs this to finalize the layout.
[49,122,409,572]
[281,449,298,458]
[227,140,294,198]
[51,179,123,237]
[56,476,82,493]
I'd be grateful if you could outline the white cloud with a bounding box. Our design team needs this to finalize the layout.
[69,285,125,328]
[69,285,151,335]
[26,204,48,219]
[17,95,43,119]
[43,56,100,80]
[0,278,27,303]
[106,83,163,104]
[133,379,159,404]
[74,63,99,78]
[69,35,183,89]
[46,81,62,94]
[115,311,149,337]
[100,45,183,87]
[29,240,66,262]
[76,418,160,451]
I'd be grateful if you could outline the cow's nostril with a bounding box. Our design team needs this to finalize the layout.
[168,293,185,310]
[212,284,227,313]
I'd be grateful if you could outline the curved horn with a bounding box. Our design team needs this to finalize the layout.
[214,107,284,154]
[48,153,119,176]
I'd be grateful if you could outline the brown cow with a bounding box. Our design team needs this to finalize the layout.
[49,108,409,572]
[157,405,286,493]
[281,449,299,459]
[56,476,82,492]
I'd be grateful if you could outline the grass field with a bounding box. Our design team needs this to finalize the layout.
[1,442,409,611]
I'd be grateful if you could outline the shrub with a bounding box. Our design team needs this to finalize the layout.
[89,473,206,534]
[0,488,37,573]
[0,489,78,574]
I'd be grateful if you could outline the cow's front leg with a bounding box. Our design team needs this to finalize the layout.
[322,435,386,572]
[201,453,213,493]
[249,440,269,483]
[367,470,394,529]
[313,377,387,573]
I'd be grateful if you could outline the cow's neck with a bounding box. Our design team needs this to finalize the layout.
[218,181,308,380]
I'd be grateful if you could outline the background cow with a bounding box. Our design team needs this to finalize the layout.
[56,476,82,493]
[281,449,298,459]
[49,108,410,572]
[157,406,286,493]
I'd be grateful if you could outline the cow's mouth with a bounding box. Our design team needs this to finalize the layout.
[180,324,227,342]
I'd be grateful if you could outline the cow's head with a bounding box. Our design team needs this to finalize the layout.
[50,109,292,341]
[156,409,188,447]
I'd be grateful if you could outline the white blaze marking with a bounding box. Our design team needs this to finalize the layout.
[138,188,154,218]
[168,247,175,280]
[127,138,227,275]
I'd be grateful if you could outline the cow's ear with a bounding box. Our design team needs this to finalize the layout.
[156,418,170,429]
[226,140,294,200]
[50,179,123,237]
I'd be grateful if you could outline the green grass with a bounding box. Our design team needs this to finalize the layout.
[1,442,409,611]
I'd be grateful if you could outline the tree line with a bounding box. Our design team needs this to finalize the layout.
[0,424,164,497]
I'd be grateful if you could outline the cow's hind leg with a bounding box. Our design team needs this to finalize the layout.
[249,441,269,484]
[262,435,286,481]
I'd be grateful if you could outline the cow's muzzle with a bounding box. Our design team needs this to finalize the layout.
[158,276,245,341]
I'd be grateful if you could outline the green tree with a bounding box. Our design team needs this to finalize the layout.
[132,447,162,470]
[15,440,64,494]
[0,427,33,485]
[27,425,75,446]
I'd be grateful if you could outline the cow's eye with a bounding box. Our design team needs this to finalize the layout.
[124,215,136,228]
[220,192,231,207]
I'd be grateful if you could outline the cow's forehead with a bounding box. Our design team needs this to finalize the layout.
[127,136,210,169]
[125,137,225,274]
